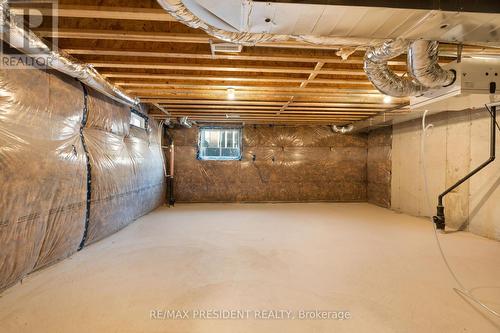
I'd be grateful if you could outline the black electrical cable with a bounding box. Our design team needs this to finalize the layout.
[78,83,91,250]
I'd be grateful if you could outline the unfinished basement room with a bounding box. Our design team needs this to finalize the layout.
[1,0,500,332]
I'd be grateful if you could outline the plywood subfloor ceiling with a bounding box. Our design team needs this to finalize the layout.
[15,0,500,125]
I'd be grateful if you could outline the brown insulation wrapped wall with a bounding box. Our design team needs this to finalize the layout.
[85,89,131,137]
[0,59,166,291]
[0,67,87,290]
[367,126,392,208]
[83,113,166,245]
[172,126,367,202]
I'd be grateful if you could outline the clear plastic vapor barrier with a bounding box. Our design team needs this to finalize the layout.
[0,59,165,291]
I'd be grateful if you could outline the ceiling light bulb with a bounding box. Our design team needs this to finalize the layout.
[227,88,235,100]
[383,95,392,104]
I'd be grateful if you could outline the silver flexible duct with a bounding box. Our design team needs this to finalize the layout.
[0,0,138,107]
[157,0,289,45]
[158,0,450,98]
[331,124,354,134]
[364,39,426,97]
[408,40,455,88]
[156,1,432,99]
[179,116,193,128]
[294,35,383,48]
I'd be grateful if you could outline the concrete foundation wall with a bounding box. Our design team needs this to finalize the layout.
[172,126,368,202]
[392,109,500,240]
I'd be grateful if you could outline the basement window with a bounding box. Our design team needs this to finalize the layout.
[197,127,242,161]
[130,112,146,129]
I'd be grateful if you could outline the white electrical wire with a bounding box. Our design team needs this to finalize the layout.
[421,110,500,319]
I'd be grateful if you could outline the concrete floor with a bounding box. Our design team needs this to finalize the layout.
[0,203,499,333]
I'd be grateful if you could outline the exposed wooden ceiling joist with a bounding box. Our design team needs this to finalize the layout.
[131,90,390,99]
[139,94,402,102]
[89,61,390,76]
[159,105,380,112]
[25,1,487,124]
[166,114,364,120]
[34,28,359,50]
[35,26,500,56]
[119,83,380,93]
[11,4,175,21]
[106,75,373,86]
[147,99,287,106]
[148,99,396,108]
[38,29,210,43]
[62,47,408,65]
[162,109,377,115]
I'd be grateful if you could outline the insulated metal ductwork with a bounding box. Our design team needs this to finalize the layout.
[364,39,427,97]
[0,0,138,107]
[331,124,354,134]
[156,1,461,99]
[156,0,288,45]
[408,40,456,88]
[179,116,193,128]
[155,0,385,47]
[156,0,500,50]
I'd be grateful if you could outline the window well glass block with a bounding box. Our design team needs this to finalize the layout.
[130,112,146,129]
[197,127,242,160]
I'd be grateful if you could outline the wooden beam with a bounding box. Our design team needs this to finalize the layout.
[133,92,387,100]
[164,108,377,115]
[147,99,395,108]
[38,28,495,56]
[286,107,379,112]
[159,105,380,112]
[109,76,372,86]
[91,63,408,81]
[63,47,409,65]
[92,61,318,74]
[105,73,307,83]
[139,92,407,100]
[36,28,455,55]
[119,83,379,93]
[289,102,393,108]
[162,105,281,110]
[11,5,175,21]
[148,99,287,106]
[117,83,379,92]
[172,113,367,118]
[167,116,366,122]
[91,61,383,76]
[280,61,325,114]
[139,92,405,101]
[152,103,170,116]
[301,62,325,88]
[36,29,210,43]
[33,28,358,50]
[153,118,353,125]
[150,113,357,123]
[131,92,383,99]
[168,114,365,119]
[138,93,405,104]
[141,95,296,102]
